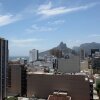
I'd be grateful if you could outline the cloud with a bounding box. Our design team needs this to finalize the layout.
[26,24,56,33]
[10,38,43,47]
[9,38,46,56]
[0,14,21,27]
[38,2,52,11]
[88,34,100,38]
[66,39,82,48]
[37,2,99,17]
[48,20,65,25]
[9,38,45,56]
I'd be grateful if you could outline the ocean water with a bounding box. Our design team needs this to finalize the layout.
[9,56,29,61]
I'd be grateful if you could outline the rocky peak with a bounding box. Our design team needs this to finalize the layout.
[57,42,67,50]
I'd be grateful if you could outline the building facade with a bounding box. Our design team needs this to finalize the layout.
[58,54,80,73]
[0,38,8,100]
[48,92,71,100]
[27,73,92,100]
[80,49,85,60]
[8,62,27,97]
[29,49,38,62]
[91,57,100,74]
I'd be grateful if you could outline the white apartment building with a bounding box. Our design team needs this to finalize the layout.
[29,49,38,62]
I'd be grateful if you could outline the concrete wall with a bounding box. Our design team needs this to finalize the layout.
[27,74,90,100]
[58,55,80,73]
[80,60,89,71]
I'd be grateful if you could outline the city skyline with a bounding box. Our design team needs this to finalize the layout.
[0,0,100,56]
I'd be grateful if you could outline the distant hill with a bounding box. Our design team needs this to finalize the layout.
[39,42,72,57]
[40,42,100,57]
[73,42,100,55]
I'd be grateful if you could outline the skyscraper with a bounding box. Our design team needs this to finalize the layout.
[0,38,8,100]
[29,49,38,62]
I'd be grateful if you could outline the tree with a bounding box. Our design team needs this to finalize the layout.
[96,81,100,99]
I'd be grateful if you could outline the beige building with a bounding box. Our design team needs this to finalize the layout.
[58,55,80,73]
[8,62,27,96]
[27,72,92,100]
[80,59,89,71]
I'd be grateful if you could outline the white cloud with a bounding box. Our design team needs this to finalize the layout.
[0,14,21,27]
[0,2,36,27]
[37,2,99,17]
[38,2,52,11]
[26,24,56,33]
[66,39,82,48]
[10,38,43,47]
[48,20,65,24]
[88,34,100,37]
[9,38,44,56]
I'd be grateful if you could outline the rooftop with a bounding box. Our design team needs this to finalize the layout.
[27,71,53,75]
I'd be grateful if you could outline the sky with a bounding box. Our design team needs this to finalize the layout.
[0,0,100,56]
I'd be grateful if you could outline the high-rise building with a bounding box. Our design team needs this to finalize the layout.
[91,49,99,57]
[29,49,38,62]
[80,49,85,60]
[8,61,27,97]
[0,38,8,100]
